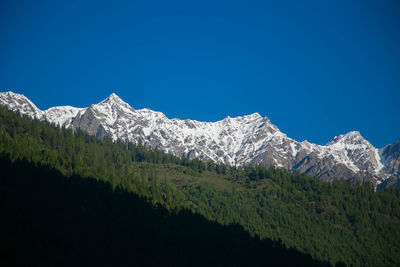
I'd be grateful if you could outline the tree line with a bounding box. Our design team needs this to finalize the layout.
[0,106,399,266]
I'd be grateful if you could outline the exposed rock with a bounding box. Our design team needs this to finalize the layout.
[1,91,399,188]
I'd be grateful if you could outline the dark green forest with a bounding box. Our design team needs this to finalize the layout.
[1,106,399,266]
[1,156,326,266]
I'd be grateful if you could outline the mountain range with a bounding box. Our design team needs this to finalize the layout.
[1,91,399,188]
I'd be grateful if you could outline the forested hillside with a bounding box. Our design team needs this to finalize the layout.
[1,156,325,266]
[1,106,399,266]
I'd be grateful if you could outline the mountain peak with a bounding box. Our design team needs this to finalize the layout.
[250,112,261,118]
[1,91,29,101]
[345,130,361,137]
[103,93,123,103]
[0,91,43,119]
[2,90,398,187]
[236,112,262,121]
[326,130,369,147]
[98,93,134,110]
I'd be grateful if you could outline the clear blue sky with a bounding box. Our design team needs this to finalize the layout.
[1,0,399,148]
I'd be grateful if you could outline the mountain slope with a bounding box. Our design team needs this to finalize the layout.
[2,156,328,267]
[1,91,398,186]
[1,104,399,266]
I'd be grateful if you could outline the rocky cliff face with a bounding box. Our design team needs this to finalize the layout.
[380,138,400,176]
[377,139,400,189]
[1,91,399,187]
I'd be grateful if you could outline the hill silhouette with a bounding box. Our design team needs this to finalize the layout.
[0,155,328,267]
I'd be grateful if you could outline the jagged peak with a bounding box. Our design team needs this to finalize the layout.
[94,93,135,112]
[220,112,261,121]
[1,91,31,102]
[344,130,361,137]
[234,112,262,121]
[326,130,369,147]
[2,90,400,186]
[0,91,42,117]
[248,112,261,118]
[1,91,20,97]
[102,93,124,103]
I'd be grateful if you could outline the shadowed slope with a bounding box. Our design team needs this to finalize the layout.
[0,156,328,267]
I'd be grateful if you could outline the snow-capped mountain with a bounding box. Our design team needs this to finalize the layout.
[1,91,399,187]
[0,91,84,127]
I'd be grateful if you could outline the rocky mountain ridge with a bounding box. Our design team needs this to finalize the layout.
[1,91,399,187]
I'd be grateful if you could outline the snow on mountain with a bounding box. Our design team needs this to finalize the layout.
[325,131,384,174]
[0,91,84,127]
[44,106,86,127]
[379,138,400,178]
[0,91,43,119]
[1,91,398,186]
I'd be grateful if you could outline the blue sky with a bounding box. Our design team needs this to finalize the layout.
[1,0,399,148]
